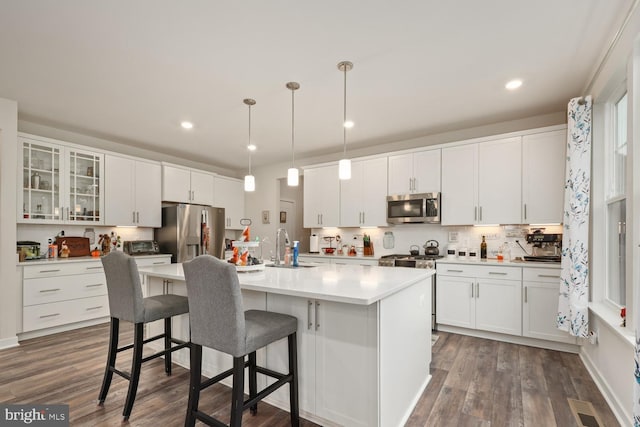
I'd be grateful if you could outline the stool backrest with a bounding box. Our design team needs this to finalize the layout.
[183,255,246,356]
[101,251,145,323]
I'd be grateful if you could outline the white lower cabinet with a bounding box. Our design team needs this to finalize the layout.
[265,294,377,427]
[437,264,522,335]
[22,261,109,333]
[523,267,576,344]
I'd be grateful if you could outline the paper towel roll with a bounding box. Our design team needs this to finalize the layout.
[310,234,319,253]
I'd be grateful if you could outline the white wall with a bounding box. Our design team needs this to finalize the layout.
[0,97,18,349]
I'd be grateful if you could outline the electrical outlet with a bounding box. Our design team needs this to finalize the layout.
[588,330,598,345]
[448,232,459,243]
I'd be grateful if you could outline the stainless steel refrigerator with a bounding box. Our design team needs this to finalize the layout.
[155,204,225,263]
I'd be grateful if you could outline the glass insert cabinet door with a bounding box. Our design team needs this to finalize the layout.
[67,150,101,222]
[21,140,62,222]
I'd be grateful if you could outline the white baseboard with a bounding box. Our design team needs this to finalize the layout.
[17,317,109,341]
[579,349,632,427]
[0,335,19,350]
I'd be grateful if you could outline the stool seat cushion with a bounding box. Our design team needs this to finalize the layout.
[143,294,190,323]
[244,310,297,355]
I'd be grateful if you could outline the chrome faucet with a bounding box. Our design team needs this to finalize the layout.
[274,228,290,265]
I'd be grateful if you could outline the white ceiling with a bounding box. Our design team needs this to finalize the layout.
[0,1,631,171]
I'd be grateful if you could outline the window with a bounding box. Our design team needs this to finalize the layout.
[605,92,627,307]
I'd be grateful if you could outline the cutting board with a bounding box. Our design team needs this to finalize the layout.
[56,237,91,257]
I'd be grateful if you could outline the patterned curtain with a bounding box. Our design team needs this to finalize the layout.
[557,96,591,338]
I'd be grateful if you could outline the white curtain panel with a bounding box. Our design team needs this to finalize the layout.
[558,95,591,338]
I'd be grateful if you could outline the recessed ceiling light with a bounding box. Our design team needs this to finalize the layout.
[505,79,523,90]
[247,144,257,151]
[181,121,194,129]
[343,120,354,129]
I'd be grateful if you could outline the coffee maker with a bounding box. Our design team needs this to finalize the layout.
[524,232,562,262]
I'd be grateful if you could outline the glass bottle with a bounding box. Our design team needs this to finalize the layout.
[480,235,487,259]
[383,231,395,249]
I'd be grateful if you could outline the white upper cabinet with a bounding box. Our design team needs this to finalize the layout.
[19,135,104,225]
[161,163,214,206]
[105,155,161,227]
[477,137,522,224]
[304,165,340,228]
[441,144,477,225]
[442,137,521,225]
[522,130,566,224]
[213,176,245,230]
[340,157,388,227]
[387,149,440,195]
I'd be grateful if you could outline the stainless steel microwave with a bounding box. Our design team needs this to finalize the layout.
[386,192,441,224]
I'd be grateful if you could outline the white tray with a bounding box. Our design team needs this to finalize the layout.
[235,263,265,272]
[232,241,260,248]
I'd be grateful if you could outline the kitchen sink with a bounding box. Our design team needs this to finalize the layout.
[265,264,318,269]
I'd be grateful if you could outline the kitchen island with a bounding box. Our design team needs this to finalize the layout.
[139,263,434,427]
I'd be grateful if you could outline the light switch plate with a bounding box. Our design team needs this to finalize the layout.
[448,231,459,243]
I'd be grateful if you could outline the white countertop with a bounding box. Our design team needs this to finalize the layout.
[138,262,434,306]
[299,253,379,261]
[17,253,171,266]
[437,258,561,269]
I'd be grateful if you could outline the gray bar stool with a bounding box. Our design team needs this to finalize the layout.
[98,251,190,421]
[183,255,299,427]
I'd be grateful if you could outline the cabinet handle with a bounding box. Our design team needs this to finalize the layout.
[133,211,136,223]
[479,206,483,221]
[538,274,561,279]
[39,288,61,293]
[85,306,103,311]
[524,203,527,220]
[39,269,61,273]
[40,313,60,319]
[320,214,323,225]
[308,300,313,330]
[362,212,365,224]
[136,211,140,223]
[85,283,103,288]
[476,282,480,298]
[470,282,474,298]
[474,206,477,221]
[488,271,508,275]
[315,301,320,330]
[66,207,70,220]
[447,269,464,273]
[86,266,103,270]
[152,261,165,265]
[524,286,528,303]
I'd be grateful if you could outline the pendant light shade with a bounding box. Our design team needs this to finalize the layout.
[243,98,256,192]
[286,82,300,186]
[338,61,353,181]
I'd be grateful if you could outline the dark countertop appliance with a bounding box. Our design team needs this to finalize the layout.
[524,232,562,263]
[123,240,160,256]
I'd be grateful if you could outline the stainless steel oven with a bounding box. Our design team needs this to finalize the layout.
[378,254,441,330]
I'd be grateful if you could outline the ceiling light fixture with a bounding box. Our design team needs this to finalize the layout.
[243,98,256,192]
[181,121,194,129]
[338,60,353,180]
[286,81,300,187]
[505,79,523,90]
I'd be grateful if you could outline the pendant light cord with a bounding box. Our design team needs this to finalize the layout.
[291,88,295,167]
[248,103,252,174]
[343,66,347,156]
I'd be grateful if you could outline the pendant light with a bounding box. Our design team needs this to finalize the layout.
[338,61,353,180]
[243,98,256,192]
[286,82,300,186]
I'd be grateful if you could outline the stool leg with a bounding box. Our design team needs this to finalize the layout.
[185,344,202,427]
[98,317,119,404]
[122,322,144,420]
[230,356,245,427]
[288,333,300,427]
[249,351,257,415]
[164,317,172,375]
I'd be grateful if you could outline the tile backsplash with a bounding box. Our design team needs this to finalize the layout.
[309,223,563,259]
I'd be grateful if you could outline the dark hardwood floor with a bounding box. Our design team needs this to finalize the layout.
[0,323,619,426]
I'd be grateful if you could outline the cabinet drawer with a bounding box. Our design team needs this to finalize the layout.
[523,267,561,283]
[23,295,109,332]
[24,273,107,306]
[436,264,479,277]
[23,261,104,279]
[475,266,521,280]
[134,256,172,267]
